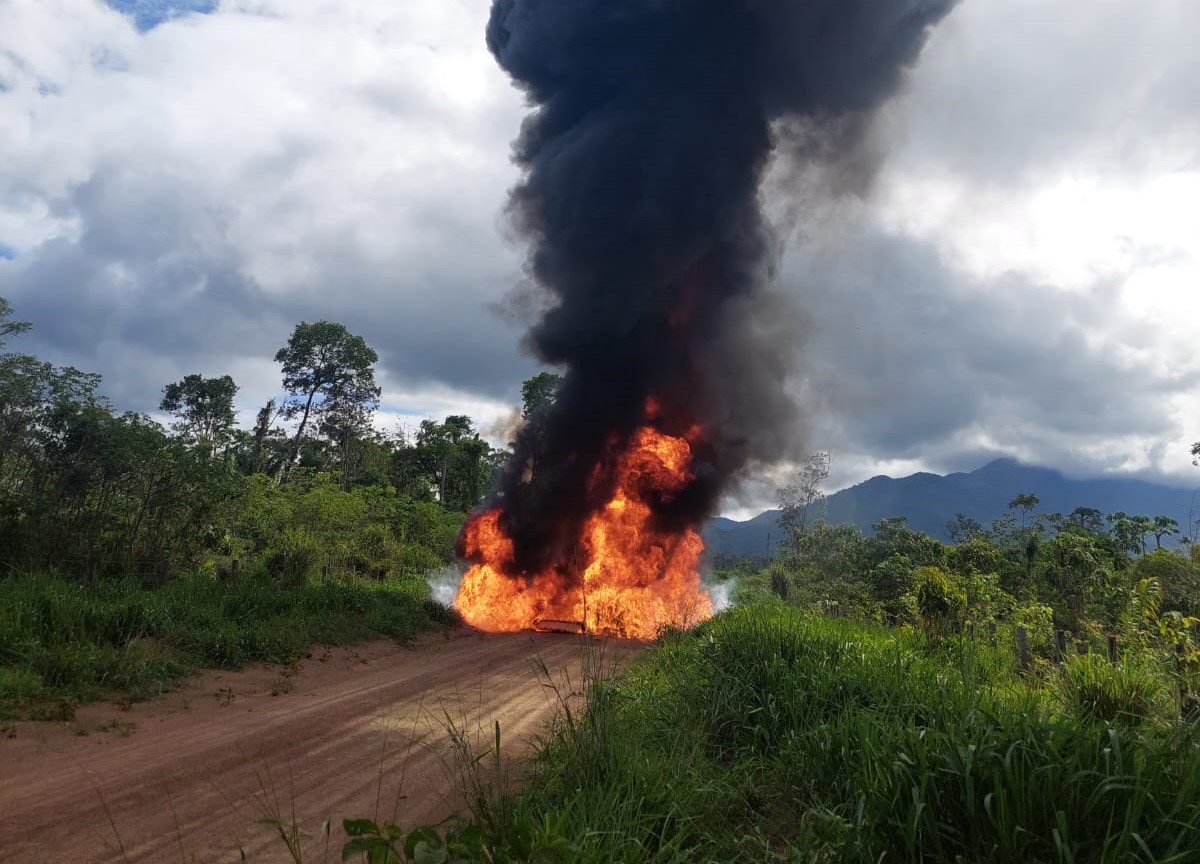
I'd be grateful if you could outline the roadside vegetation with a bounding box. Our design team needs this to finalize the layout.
[0,296,507,718]
[471,605,1200,863]
[332,468,1200,863]
[0,572,453,719]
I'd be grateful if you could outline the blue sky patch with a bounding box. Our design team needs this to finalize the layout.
[106,0,217,32]
[0,244,17,261]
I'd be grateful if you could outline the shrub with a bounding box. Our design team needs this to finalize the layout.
[263,527,321,585]
[1058,652,1170,726]
[911,565,967,633]
[351,523,398,578]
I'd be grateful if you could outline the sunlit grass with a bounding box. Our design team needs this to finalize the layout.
[481,604,1200,863]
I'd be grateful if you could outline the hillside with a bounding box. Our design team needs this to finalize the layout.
[706,458,1198,558]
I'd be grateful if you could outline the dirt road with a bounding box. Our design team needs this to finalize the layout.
[0,628,641,863]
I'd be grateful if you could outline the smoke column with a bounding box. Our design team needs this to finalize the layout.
[463,0,957,597]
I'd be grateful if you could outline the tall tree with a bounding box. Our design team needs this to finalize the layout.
[1007,492,1040,531]
[1151,515,1180,550]
[1067,506,1105,534]
[945,512,984,544]
[159,374,238,453]
[777,452,831,545]
[274,321,380,482]
[1108,511,1154,556]
[401,415,504,511]
[521,371,562,418]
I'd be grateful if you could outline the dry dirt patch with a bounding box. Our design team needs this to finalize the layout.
[0,628,642,863]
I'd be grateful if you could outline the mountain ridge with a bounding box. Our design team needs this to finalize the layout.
[705,458,1199,559]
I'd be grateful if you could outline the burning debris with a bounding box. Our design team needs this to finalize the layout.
[455,0,958,637]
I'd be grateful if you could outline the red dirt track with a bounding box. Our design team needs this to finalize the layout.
[0,629,641,863]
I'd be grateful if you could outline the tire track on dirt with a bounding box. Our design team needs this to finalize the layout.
[0,629,640,863]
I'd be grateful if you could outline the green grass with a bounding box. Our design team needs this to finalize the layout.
[0,571,456,718]
[480,603,1200,863]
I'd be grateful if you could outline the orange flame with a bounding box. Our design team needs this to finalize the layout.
[454,426,713,639]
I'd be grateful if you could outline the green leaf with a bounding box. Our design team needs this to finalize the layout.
[344,818,381,837]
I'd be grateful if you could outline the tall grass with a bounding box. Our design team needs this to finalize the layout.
[0,571,454,718]
[482,604,1200,863]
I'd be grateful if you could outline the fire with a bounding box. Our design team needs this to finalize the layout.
[454,425,714,639]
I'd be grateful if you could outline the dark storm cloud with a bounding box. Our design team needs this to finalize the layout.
[784,224,1194,480]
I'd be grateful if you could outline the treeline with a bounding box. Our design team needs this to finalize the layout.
[750,491,1200,690]
[0,297,506,583]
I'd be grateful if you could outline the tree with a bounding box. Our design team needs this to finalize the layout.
[1007,492,1040,531]
[237,398,287,476]
[1067,506,1106,534]
[159,374,238,453]
[866,516,946,569]
[0,297,32,348]
[1036,512,1065,536]
[521,371,562,418]
[1131,549,1200,617]
[1129,515,1155,556]
[319,382,382,488]
[784,522,867,604]
[777,452,830,543]
[412,415,499,511]
[1151,515,1180,550]
[912,566,967,634]
[0,298,103,490]
[946,512,984,544]
[274,321,380,482]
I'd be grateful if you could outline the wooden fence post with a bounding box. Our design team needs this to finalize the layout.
[1053,630,1066,667]
[1107,634,1118,665]
[231,558,241,579]
[1016,626,1029,669]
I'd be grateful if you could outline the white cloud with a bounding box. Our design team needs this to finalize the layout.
[2,0,1198,516]
[0,0,531,414]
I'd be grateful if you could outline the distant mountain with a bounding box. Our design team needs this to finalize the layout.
[705,459,1199,559]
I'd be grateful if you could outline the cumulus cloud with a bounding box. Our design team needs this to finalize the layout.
[769,0,1200,493]
[1,0,1197,509]
[0,0,531,429]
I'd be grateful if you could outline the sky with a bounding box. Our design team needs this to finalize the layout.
[1,0,1198,516]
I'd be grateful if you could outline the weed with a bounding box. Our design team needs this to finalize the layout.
[1058,651,1171,726]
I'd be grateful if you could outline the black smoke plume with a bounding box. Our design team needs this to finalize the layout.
[472,0,958,574]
